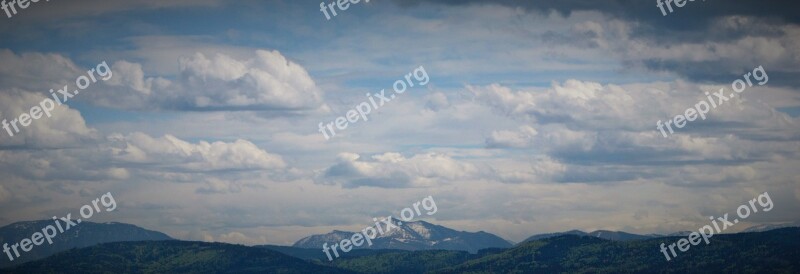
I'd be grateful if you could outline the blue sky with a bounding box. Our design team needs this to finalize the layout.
[0,0,799,245]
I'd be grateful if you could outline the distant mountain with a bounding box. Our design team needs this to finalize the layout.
[8,228,799,273]
[293,220,512,253]
[523,229,652,243]
[293,230,354,250]
[320,228,800,273]
[1,241,354,274]
[666,231,693,237]
[258,244,407,261]
[522,229,588,242]
[742,221,800,233]
[586,230,652,241]
[0,220,172,268]
[431,227,800,274]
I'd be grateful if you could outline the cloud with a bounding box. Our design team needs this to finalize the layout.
[486,125,538,148]
[386,2,800,86]
[524,14,800,86]
[0,131,287,184]
[0,48,326,113]
[2,0,800,245]
[0,91,288,185]
[424,92,450,111]
[107,132,287,172]
[468,80,796,136]
[217,231,264,245]
[317,152,481,188]
[468,79,799,186]
[394,0,800,31]
[0,50,83,92]
[491,156,567,184]
[1,0,222,21]
[0,89,98,148]
[196,179,243,195]
[91,50,326,112]
[0,185,10,204]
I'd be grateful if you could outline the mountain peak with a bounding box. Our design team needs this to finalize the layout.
[292,220,511,253]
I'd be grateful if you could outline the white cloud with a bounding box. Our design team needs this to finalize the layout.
[318,152,482,188]
[0,89,98,148]
[486,125,538,148]
[0,49,326,113]
[217,231,263,245]
[108,132,286,172]
[424,92,450,111]
[92,50,326,112]
[0,50,83,92]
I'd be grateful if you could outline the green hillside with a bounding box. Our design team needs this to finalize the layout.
[329,249,484,274]
[324,228,800,274]
[1,241,353,274]
[3,228,798,274]
[433,228,800,274]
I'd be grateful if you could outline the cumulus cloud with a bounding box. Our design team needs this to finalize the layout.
[90,50,326,112]
[388,2,800,86]
[425,92,451,111]
[0,50,83,92]
[0,92,287,192]
[107,132,286,172]
[491,156,567,184]
[486,125,538,148]
[0,49,326,113]
[0,89,98,148]
[0,132,287,185]
[469,79,799,186]
[538,16,800,86]
[2,0,800,244]
[469,80,795,135]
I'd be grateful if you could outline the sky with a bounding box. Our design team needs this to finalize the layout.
[0,0,799,245]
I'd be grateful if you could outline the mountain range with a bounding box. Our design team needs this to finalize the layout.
[1,219,799,273]
[292,220,513,253]
[2,228,798,273]
[1,240,352,274]
[0,220,172,268]
[522,229,653,242]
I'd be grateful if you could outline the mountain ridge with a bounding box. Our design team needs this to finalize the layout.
[8,228,796,273]
[292,220,512,253]
[0,220,172,268]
